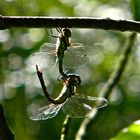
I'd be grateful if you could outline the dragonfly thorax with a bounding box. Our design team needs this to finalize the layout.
[63,28,71,37]
[55,35,70,54]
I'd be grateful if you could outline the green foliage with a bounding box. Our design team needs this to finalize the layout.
[112,121,140,140]
[130,0,140,21]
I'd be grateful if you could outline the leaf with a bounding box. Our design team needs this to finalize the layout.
[130,0,140,21]
[111,121,140,140]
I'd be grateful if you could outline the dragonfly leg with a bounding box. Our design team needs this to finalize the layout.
[56,28,62,33]
[45,28,58,38]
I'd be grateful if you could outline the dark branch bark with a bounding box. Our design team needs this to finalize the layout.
[0,16,140,32]
[0,104,14,140]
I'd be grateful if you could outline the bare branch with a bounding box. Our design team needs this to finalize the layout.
[101,33,137,99]
[0,16,140,32]
[0,104,14,140]
[76,33,137,140]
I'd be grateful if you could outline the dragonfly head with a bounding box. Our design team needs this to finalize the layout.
[57,72,81,86]
[67,73,81,86]
[63,28,71,37]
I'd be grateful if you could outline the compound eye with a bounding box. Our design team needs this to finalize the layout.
[70,75,81,86]
[75,76,81,85]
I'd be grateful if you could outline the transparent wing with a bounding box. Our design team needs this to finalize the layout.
[40,43,56,52]
[26,42,102,69]
[84,43,102,56]
[63,43,102,68]
[29,103,63,120]
[62,94,108,118]
[26,43,56,69]
[63,43,88,68]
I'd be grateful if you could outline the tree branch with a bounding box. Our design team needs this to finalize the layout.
[0,16,140,32]
[0,104,14,140]
[76,33,137,140]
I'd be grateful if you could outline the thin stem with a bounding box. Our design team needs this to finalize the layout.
[76,32,137,140]
[101,33,137,98]
[0,16,140,32]
[60,115,72,140]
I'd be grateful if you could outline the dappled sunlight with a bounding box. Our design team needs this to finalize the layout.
[109,87,123,105]
[28,29,46,43]
[8,53,23,69]
[5,71,24,87]
[0,0,140,140]
[128,75,140,94]
[96,6,131,19]
[74,0,99,16]
[0,30,10,42]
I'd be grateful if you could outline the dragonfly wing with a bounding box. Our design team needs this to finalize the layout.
[29,104,63,120]
[62,94,108,118]
[40,43,56,52]
[26,43,56,69]
[43,104,63,119]
[63,44,89,68]
[26,52,56,69]
[64,43,103,68]
[86,43,102,56]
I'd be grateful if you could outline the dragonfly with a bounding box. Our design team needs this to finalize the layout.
[26,28,90,77]
[29,65,108,120]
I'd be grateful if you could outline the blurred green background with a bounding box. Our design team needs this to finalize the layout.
[0,0,140,140]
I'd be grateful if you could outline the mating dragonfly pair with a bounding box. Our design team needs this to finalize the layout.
[27,28,108,120]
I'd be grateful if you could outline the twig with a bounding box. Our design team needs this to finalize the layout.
[0,104,14,140]
[75,32,137,140]
[60,115,72,140]
[101,33,137,98]
[0,16,140,32]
